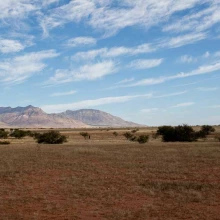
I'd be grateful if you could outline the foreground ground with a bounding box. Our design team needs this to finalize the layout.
[0,127,220,219]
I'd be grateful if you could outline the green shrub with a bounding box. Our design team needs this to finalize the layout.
[34,131,67,144]
[137,135,149,144]
[80,132,90,139]
[0,141,10,145]
[123,132,134,140]
[10,129,27,139]
[157,125,196,142]
[113,131,118,137]
[197,125,215,138]
[156,124,215,142]
[0,130,9,139]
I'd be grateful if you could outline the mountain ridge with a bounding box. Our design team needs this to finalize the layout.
[0,105,143,128]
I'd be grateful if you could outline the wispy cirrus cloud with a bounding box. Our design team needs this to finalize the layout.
[51,90,77,97]
[42,93,153,113]
[0,50,59,85]
[158,32,207,49]
[65,37,97,48]
[42,90,186,113]
[115,77,135,85]
[171,102,195,108]
[0,39,25,53]
[73,44,154,61]
[163,2,220,34]
[129,59,163,70]
[122,61,220,87]
[47,60,117,85]
[39,0,211,38]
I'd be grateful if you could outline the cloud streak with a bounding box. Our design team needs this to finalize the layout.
[42,91,186,113]
[0,50,59,85]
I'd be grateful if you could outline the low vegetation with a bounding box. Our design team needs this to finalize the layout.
[34,131,67,144]
[0,130,9,139]
[156,124,215,142]
[113,131,118,137]
[10,129,27,139]
[123,132,149,144]
[80,132,90,140]
[0,141,10,145]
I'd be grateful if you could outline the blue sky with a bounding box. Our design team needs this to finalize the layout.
[0,0,220,125]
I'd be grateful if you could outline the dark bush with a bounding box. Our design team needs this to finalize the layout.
[10,129,27,139]
[137,135,149,144]
[157,125,197,142]
[113,131,118,137]
[0,141,10,145]
[123,132,134,140]
[34,131,67,144]
[157,124,215,142]
[80,132,90,139]
[0,130,9,139]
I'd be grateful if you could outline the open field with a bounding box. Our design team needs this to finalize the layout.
[0,127,220,220]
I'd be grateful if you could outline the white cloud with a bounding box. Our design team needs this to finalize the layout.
[47,61,117,85]
[0,50,59,84]
[65,37,96,48]
[197,87,218,91]
[159,32,207,49]
[51,90,77,97]
[124,61,220,87]
[39,0,211,38]
[42,93,153,113]
[0,39,25,53]
[129,59,163,69]
[171,102,195,108]
[115,77,135,85]
[0,1,37,20]
[42,91,186,113]
[73,44,153,61]
[179,55,197,63]
[164,2,220,34]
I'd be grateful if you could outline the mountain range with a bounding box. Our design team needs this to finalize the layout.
[0,105,141,128]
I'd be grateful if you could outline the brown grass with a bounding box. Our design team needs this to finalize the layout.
[0,127,220,219]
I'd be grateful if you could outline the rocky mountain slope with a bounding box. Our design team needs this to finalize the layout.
[59,109,141,127]
[0,106,88,128]
[0,106,142,128]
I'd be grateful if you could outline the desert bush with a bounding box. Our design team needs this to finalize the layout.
[113,131,118,137]
[34,131,67,144]
[137,135,149,144]
[157,125,197,142]
[197,125,215,138]
[0,130,9,139]
[123,132,134,140]
[10,129,27,139]
[0,141,10,145]
[80,132,90,139]
[156,124,215,142]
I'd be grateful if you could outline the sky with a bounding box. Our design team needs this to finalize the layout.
[0,0,220,126]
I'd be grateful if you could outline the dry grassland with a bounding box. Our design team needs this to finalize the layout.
[0,127,220,219]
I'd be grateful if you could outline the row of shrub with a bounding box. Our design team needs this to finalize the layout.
[0,129,67,144]
[156,125,215,142]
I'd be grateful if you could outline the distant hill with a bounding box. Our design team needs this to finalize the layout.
[0,106,143,128]
[58,109,141,127]
[0,106,88,128]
